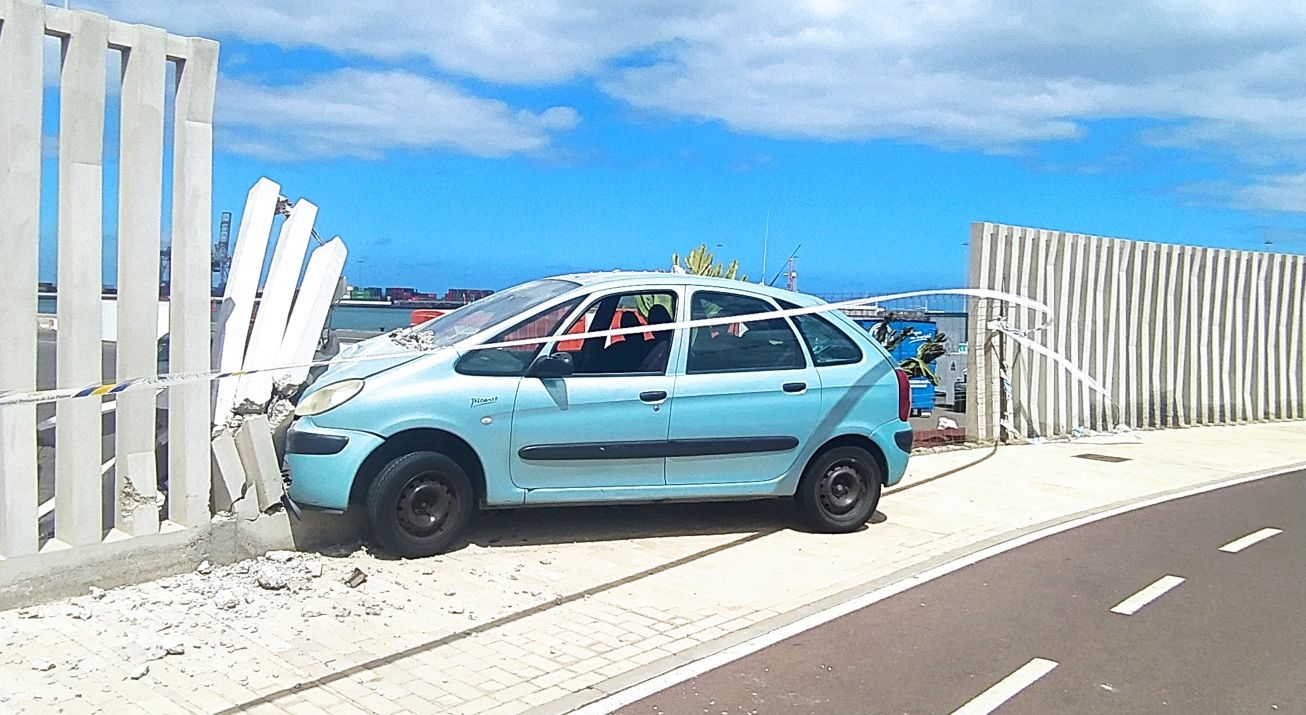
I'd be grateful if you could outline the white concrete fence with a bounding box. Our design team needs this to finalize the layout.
[966,222,1306,442]
[0,0,217,557]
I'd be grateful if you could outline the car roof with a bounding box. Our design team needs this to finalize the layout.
[546,271,826,306]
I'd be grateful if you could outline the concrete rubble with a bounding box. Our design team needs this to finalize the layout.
[255,564,289,590]
[0,534,577,709]
[387,325,437,351]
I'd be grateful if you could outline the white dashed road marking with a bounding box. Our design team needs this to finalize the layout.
[1110,575,1186,616]
[570,468,1299,715]
[951,658,1059,715]
[1219,527,1282,553]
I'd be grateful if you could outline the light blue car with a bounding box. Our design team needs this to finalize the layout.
[285,273,913,557]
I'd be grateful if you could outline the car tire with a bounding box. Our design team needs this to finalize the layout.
[365,451,475,558]
[795,446,883,533]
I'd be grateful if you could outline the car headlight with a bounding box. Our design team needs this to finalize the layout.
[294,379,364,417]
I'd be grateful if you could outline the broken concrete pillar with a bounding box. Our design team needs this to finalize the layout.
[234,416,284,513]
[210,428,247,513]
[122,451,160,537]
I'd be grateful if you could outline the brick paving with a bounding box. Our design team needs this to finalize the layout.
[1,422,1303,714]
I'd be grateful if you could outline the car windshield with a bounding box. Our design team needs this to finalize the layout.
[391,279,579,350]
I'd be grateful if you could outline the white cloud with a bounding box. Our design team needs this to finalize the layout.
[217,69,578,160]
[1234,173,1306,213]
[600,0,1306,157]
[82,1,1306,151]
[77,0,1306,203]
[82,0,711,83]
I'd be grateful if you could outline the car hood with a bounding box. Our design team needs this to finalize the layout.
[308,332,429,387]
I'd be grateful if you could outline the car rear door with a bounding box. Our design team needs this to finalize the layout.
[664,290,821,485]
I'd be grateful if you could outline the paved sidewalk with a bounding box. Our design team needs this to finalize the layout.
[1,422,1303,714]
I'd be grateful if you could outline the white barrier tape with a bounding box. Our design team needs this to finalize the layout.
[470,288,1049,352]
[0,287,1054,408]
[993,323,1113,401]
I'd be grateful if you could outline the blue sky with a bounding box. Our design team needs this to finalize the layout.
[45,1,1306,294]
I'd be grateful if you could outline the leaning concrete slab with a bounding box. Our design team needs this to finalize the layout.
[279,236,348,386]
[212,178,280,423]
[234,416,284,513]
[210,429,247,513]
[238,199,318,407]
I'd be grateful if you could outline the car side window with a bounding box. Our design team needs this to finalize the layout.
[780,300,864,366]
[551,291,677,375]
[455,298,582,376]
[686,291,805,374]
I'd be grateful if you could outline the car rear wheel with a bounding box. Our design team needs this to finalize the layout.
[795,446,882,532]
[365,451,474,558]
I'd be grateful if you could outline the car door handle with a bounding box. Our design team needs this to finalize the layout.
[639,390,668,403]
[782,382,807,393]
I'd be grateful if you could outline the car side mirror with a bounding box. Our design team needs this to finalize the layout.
[527,351,574,378]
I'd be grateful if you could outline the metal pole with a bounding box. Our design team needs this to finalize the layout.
[997,305,1009,444]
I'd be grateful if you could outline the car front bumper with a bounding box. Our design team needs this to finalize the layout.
[284,417,384,511]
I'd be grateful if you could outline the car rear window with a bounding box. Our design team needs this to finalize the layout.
[780,300,864,366]
[687,291,805,373]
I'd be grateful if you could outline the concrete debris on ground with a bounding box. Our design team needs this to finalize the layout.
[344,567,368,588]
[0,535,582,708]
[213,590,240,610]
[255,565,289,590]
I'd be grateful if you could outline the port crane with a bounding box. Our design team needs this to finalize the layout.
[212,211,232,293]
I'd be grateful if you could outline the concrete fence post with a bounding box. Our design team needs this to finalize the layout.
[167,36,219,527]
[113,23,167,534]
[53,9,108,548]
[0,0,45,558]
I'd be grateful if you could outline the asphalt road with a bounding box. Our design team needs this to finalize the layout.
[621,469,1305,715]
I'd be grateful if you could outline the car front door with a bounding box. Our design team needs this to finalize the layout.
[665,290,821,485]
[509,289,682,491]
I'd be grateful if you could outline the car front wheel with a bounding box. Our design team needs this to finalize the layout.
[795,446,882,532]
[365,451,475,558]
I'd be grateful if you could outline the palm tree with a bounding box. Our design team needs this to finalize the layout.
[636,244,750,318]
[671,244,748,281]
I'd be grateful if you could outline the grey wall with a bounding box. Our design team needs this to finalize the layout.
[966,222,1306,442]
[931,313,968,353]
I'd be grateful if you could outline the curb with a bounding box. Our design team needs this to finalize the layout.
[532,460,1306,715]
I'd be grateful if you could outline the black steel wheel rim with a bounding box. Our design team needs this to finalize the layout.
[819,460,867,516]
[396,472,455,538]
